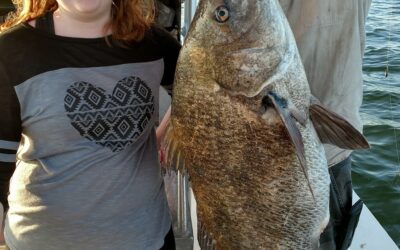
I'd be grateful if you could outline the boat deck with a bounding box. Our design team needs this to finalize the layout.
[350,192,399,250]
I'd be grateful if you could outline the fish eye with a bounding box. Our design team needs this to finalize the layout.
[215,6,230,23]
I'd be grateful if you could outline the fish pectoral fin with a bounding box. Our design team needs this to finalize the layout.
[289,107,307,126]
[309,103,370,150]
[264,92,315,200]
[264,92,305,167]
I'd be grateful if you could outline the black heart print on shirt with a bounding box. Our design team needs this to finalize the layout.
[64,76,154,152]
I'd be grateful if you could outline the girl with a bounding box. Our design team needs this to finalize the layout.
[0,0,180,249]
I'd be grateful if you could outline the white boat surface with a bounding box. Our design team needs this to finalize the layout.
[350,191,399,250]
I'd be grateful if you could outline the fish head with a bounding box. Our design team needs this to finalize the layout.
[184,0,295,97]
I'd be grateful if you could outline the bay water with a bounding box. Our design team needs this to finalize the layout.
[352,0,400,246]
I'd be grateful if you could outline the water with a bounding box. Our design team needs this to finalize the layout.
[352,0,400,246]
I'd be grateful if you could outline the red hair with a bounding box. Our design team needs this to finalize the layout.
[0,0,155,42]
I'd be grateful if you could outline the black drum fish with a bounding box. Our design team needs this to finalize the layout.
[165,0,369,249]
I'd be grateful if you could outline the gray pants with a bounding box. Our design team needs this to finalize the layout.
[320,157,363,250]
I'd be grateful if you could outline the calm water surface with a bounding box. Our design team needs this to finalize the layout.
[352,0,400,246]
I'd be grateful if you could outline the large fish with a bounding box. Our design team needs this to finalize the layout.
[165,0,369,249]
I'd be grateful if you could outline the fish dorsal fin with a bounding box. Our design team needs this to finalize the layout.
[309,98,370,150]
[265,92,315,200]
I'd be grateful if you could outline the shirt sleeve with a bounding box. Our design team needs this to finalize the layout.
[0,62,22,210]
[153,26,182,96]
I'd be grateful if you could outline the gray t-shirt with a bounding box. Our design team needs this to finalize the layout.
[0,21,180,249]
[279,0,372,166]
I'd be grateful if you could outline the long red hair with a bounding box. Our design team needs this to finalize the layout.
[0,0,155,42]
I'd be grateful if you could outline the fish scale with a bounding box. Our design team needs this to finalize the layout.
[168,78,329,248]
